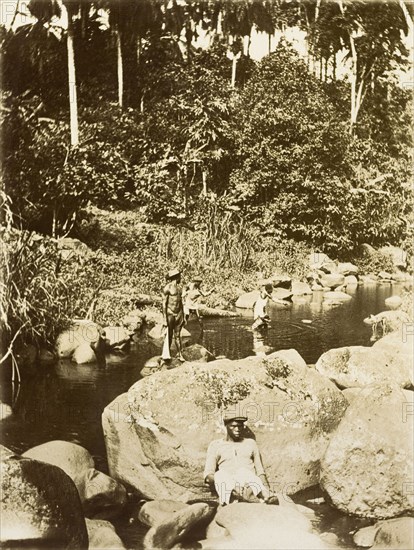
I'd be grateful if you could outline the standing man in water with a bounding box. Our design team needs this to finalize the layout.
[203,411,273,505]
[162,268,185,364]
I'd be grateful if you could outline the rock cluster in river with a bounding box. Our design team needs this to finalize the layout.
[1,442,129,549]
[103,349,348,501]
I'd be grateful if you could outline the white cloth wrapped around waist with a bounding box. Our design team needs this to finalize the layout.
[214,467,266,505]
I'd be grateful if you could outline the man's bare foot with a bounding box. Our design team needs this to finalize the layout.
[240,486,261,503]
[265,495,279,505]
[177,354,186,363]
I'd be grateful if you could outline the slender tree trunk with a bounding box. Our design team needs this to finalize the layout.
[231,56,237,88]
[399,0,414,32]
[10,0,20,29]
[202,169,207,195]
[66,7,78,147]
[116,30,123,109]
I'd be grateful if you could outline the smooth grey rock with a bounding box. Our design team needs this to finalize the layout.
[82,468,127,519]
[22,440,94,487]
[213,503,329,549]
[86,518,126,549]
[1,445,88,549]
[384,295,403,310]
[138,500,189,527]
[372,517,414,549]
[316,344,413,389]
[320,384,414,519]
[72,343,97,364]
[56,320,102,358]
[353,525,379,547]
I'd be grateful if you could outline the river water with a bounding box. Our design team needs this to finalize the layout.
[0,283,406,548]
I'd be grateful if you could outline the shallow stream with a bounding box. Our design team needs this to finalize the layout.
[0,283,406,548]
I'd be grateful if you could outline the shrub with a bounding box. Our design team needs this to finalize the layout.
[354,248,395,276]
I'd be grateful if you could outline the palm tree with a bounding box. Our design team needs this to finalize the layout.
[27,0,79,146]
[209,0,274,87]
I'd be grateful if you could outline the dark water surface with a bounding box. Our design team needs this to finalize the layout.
[0,283,405,548]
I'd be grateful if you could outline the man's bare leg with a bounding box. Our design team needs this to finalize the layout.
[174,329,185,362]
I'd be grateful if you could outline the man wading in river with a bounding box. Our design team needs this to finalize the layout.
[161,268,185,364]
[203,411,274,505]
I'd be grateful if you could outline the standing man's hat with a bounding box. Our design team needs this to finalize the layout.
[223,409,248,424]
[167,268,181,279]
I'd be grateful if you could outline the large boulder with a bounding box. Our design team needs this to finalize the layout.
[22,440,94,486]
[103,350,348,501]
[235,289,292,309]
[197,306,237,318]
[344,275,358,286]
[372,331,414,359]
[353,518,414,549]
[208,502,330,550]
[371,517,414,549]
[1,445,88,548]
[56,320,102,358]
[320,384,414,519]
[270,274,292,289]
[320,274,345,289]
[315,344,413,389]
[22,441,126,519]
[86,519,126,549]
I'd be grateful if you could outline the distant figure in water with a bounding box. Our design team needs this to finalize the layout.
[161,268,185,364]
[204,411,274,505]
[252,282,288,331]
[183,276,213,325]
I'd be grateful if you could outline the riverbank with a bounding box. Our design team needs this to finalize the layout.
[70,206,412,328]
[2,203,411,368]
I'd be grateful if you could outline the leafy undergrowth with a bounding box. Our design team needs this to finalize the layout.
[74,206,311,325]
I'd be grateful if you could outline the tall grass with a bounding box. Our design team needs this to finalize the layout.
[1,192,70,362]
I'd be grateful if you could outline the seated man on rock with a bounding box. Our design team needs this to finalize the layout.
[203,410,274,506]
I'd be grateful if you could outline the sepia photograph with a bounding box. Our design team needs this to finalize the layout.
[0,0,413,548]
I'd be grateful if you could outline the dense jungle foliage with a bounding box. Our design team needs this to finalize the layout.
[0,0,413,355]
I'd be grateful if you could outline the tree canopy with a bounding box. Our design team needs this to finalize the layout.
[1,0,412,255]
